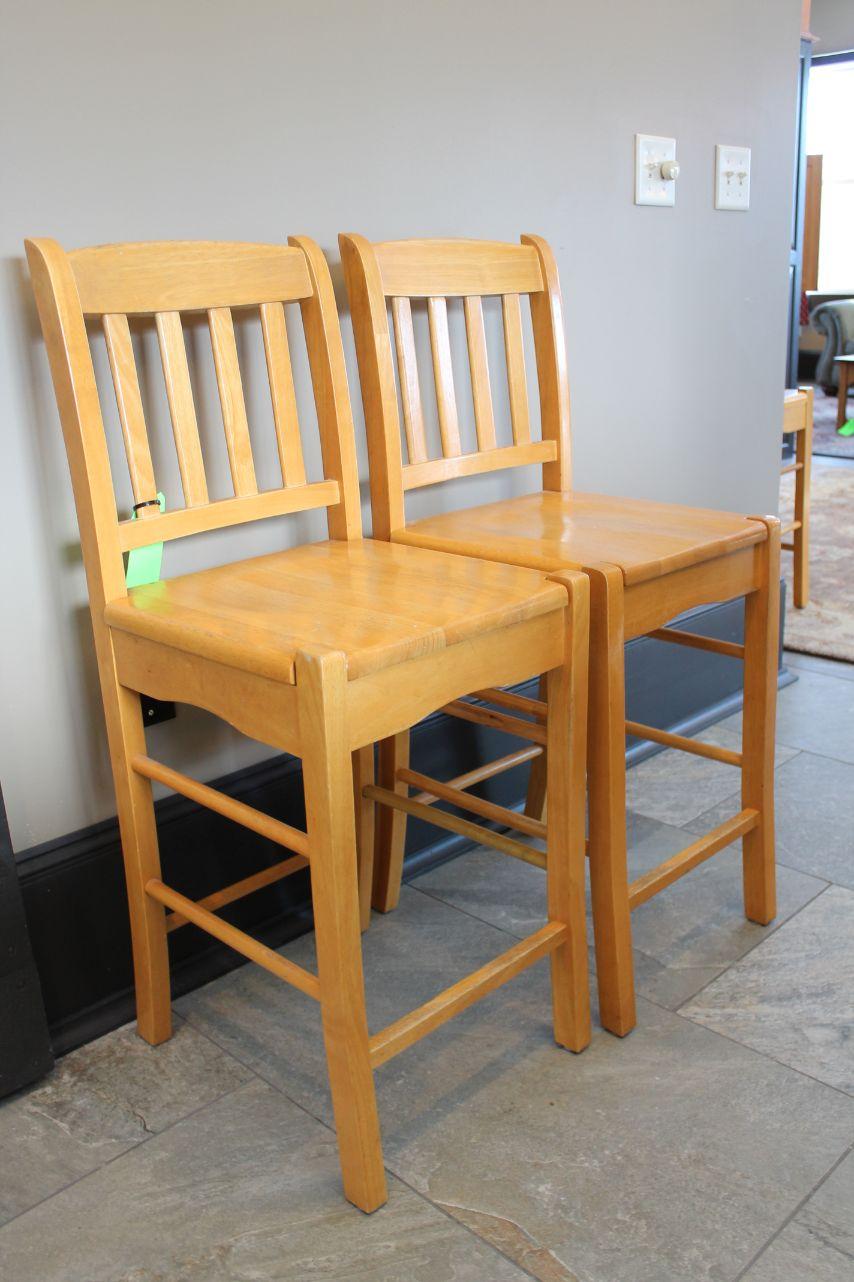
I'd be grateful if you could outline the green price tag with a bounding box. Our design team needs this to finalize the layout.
[125,493,165,588]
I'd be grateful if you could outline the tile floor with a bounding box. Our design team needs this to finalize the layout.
[1,651,852,1281]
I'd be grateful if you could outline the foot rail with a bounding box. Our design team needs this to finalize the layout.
[648,628,745,660]
[146,878,320,1000]
[472,687,548,720]
[164,855,307,932]
[628,809,759,909]
[369,922,567,1067]
[365,783,546,870]
[397,766,546,840]
[132,754,309,856]
[625,721,742,767]
[441,699,547,745]
[410,746,542,801]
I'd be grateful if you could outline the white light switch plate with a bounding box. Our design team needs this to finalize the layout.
[635,134,677,207]
[715,144,751,211]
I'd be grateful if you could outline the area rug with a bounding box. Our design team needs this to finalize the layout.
[780,462,854,662]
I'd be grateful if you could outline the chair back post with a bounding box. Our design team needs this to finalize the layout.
[289,236,363,541]
[339,233,406,539]
[26,237,127,608]
[521,234,572,492]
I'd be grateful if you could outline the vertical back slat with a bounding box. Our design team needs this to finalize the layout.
[427,297,462,457]
[208,307,258,497]
[102,313,157,509]
[155,311,209,506]
[391,297,428,464]
[463,296,497,451]
[502,294,531,445]
[260,301,306,487]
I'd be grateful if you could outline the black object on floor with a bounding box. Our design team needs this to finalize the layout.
[0,783,53,1097]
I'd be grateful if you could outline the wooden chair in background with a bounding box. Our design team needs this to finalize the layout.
[834,356,854,430]
[341,232,781,1040]
[782,386,813,608]
[27,235,591,1211]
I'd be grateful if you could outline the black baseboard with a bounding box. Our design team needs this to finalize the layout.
[16,592,788,1057]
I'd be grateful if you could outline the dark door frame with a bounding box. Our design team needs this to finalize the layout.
[788,37,813,386]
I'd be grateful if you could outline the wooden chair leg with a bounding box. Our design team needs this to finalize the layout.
[297,651,387,1213]
[352,747,375,932]
[741,520,781,925]
[585,565,636,1037]
[524,673,548,821]
[371,730,410,913]
[545,575,591,1051]
[101,641,171,1045]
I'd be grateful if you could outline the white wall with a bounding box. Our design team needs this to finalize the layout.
[811,0,854,52]
[0,0,801,849]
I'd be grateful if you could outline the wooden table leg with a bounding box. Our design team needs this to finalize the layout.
[837,362,851,430]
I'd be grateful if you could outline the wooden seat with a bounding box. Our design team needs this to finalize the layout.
[781,387,813,607]
[398,490,766,585]
[341,231,781,1041]
[27,234,591,1213]
[106,539,565,683]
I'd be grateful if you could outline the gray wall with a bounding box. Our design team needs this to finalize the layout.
[0,0,801,849]
[811,0,854,52]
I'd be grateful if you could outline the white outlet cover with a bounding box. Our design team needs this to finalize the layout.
[715,144,751,211]
[635,134,677,207]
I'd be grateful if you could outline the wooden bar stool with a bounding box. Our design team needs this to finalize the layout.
[341,232,781,1039]
[781,386,813,607]
[27,235,591,1212]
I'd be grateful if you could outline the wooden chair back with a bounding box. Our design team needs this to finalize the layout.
[340,234,571,538]
[26,237,362,610]
[782,387,811,434]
